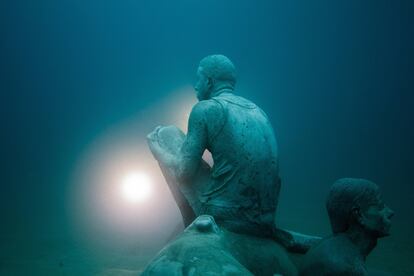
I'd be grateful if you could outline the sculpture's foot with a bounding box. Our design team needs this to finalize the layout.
[273,228,322,254]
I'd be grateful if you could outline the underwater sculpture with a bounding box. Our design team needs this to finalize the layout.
[144,55,319,275]
[300,178,394,276]
[148,54,280,236]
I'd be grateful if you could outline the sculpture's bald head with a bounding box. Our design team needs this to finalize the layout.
[199,54,237,86]
[195,55,236,100]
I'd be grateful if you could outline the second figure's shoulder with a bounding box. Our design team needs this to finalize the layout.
[308,234,361,259]
[300,235,366,276]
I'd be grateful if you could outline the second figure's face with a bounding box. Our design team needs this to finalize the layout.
[361,194,394,237]
[194,67,211,101]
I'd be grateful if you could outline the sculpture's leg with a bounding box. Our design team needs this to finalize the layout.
[147,125,321,251]
[158,163,196,226]
[147,125,211,226]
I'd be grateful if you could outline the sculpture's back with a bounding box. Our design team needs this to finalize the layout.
[200,92,280,236]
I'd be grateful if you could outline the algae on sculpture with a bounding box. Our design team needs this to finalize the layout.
[300,178,394,276]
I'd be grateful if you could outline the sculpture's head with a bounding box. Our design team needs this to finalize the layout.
[194,54,236,101]
[326,178,394,238]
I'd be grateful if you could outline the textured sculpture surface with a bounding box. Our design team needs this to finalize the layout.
[300,178,394,276]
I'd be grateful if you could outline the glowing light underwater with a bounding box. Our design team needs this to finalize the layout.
[69,86,196,247]
[121,172,153,203]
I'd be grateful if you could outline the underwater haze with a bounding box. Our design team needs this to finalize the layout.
[1,0,413,275]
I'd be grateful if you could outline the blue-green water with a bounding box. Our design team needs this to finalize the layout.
[1,0,413,275]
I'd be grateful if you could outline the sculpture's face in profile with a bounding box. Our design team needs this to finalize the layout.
[360,193,394,237]
[194,67,211,101]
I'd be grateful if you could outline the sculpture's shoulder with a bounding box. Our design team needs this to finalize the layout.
[216,94,271,123]
[300,235,366,276]
[215,94,258,109]
[192,99,224,116]
[190,100,226,132]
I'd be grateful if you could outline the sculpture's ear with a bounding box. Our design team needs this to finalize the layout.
[351,206,364,226]
[207,77,214,90]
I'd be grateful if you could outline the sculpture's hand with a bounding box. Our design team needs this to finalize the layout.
[146,125,164,159]
[147,125,179,170]
[147,125,162,141]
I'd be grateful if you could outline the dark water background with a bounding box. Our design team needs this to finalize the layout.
[1,0,413,275]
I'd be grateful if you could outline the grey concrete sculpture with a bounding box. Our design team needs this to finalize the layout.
[300,178,394,276]
[144,55,318,275]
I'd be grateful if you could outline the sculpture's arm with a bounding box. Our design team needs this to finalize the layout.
[148,102,208,183]
[175,102,208,182]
